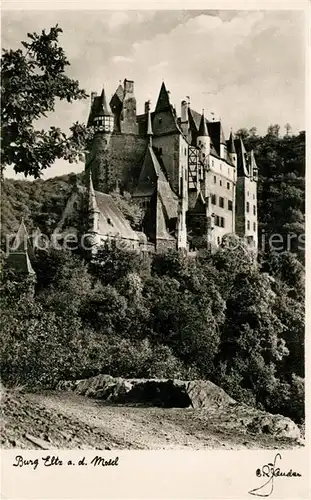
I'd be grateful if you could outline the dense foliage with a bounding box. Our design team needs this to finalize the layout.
[1,26,90,178]
[0,241,304,425]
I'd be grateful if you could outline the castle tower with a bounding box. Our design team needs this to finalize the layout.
[85,86,114,192]
[227,131,237,169]
[121,79,138,134]
[197,110,210,168]
[234,138,258,250]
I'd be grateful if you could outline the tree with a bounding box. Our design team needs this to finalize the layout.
[1,25,91,178]
[235,128,250,141]
[267,124,280,138]
[284,123,292,137]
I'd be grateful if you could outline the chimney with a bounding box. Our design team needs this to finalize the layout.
[123,78,134,95]
[180,99,189,136]
[145,100,151,114]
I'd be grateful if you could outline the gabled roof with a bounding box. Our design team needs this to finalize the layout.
[7,219,36,276]
[95,191,139,242]
[133,145,168,198]
[157,180,179,221]
[11,219,28,252]
[155,82,171,113]
[115,83,124,102]
[188,108,202,131]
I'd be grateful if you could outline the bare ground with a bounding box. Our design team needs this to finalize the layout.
[1,389,304,450]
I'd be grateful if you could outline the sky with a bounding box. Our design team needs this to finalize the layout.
[1,9,306,179]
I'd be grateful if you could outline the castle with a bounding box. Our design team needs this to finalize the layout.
[57,78,258,254]
[8,78,259,278]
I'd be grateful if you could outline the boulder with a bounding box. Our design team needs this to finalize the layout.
[57,375,235,408]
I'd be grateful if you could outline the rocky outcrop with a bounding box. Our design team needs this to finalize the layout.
[57,375,235,409]
[57,375,301,441]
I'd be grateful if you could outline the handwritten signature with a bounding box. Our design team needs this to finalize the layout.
[248,453,302,497]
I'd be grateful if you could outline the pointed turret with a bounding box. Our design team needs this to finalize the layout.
[155,82,171,113]
[227,130,237,169]
[87,85,114,132]
[197,110,210,165]
[98,87,113,116]
[227,131,236,153]
[198,110,208,137]
[249,149,258,180]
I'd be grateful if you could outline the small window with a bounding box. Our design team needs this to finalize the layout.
[159,118,162,124]
[253,193,255,200]
[220,217,225,228]
[219,197,224,208]
[215,215,220,226]
[246,202,250,213]
[219,180,222,186]
[253,222,256,231]
[214,175,216,184]
[211,194,217,205]
[184,148,187,155]
[212,160,214,167]
[253,205,256,216]
[247,220,250,230]
[227,182,230,190]
[247,191,250,197]
[217,236,220,245]
[228,200,233,211]
[220,164,222,171]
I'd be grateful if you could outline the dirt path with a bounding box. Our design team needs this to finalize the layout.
[1,389,303,450]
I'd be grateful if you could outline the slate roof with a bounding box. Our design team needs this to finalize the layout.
[234,138,249,177]
[155,82,171,113]
[198,112,208,136]
[157,180,179,221]
[227,131,236,153]
[87,87,112,126]
[95,191,139,242]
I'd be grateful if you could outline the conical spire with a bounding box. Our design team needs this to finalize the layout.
[88,171,100,213]
[155,82,171,112]
[227,131,236,153]
[99,86,113,116]
[198,110,208,137]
